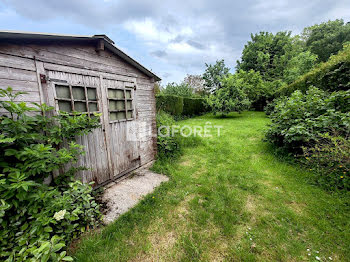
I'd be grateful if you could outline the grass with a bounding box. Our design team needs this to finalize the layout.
[73,112,350,261]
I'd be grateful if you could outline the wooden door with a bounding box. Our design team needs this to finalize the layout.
[102,77,141,179]
[45,70,111,185]
[45,69,141,184]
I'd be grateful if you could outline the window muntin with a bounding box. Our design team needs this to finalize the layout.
[55,84,99,116]
[107,87,134,122]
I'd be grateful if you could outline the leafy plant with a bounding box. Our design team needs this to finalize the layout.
[156,111,181,159]
[0,87,101,261]
[266,87,350,151]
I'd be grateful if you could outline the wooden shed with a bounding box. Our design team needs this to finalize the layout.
[0,31,161,186]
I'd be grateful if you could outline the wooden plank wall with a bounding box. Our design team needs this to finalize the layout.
[0,41,157,184]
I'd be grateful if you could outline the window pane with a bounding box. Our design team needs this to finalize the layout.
[126,110,133,119]
[108,89,124,99]
[58,101,72,112]
[126,101,132,110]
[109,100,125,111]
[87,88,97,101]
[89,102,98,112]
[56,85,70,99]
[110,112,126,121]
[72,86,86,100]
[125,90,132,99]
[74,102,87,112]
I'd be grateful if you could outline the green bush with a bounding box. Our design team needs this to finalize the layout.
[278,44,350,96]
[266,87,350,151]
[0,87,101,261]
[302,133,350,191]
[156,95,183,116]
[182,97,206,116]
[156,111,181,159]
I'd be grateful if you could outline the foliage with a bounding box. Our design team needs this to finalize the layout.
[302,19,350,62]
[279,43,350,96]
[283,51,318,84]
[266,87,350,151]
[156,95,207,117]
[182,97,206,116]
[154,82,161,95]
[203,59,230,93]
[207,74,251,115]
[237,31,295,81]
[231,69,275,110]
[156,111,181,159]
[160,82,195,98]
[0,87,101,261]
[156,95,184,116]
[303,133,350,191]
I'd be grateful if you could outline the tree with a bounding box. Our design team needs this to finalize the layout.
[207,74,251,115]
[183,74,207,96]
[302,19,350,62]
[283,51,318,84]
[232,69,272,110]
[237,31,294,81]
[203,59,230,92]
[160,82,194,97]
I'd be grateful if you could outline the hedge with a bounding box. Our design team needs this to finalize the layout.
[183,97,206,116]
[156,95,206,116]
[278,43,350,96]
[156,95,183,116]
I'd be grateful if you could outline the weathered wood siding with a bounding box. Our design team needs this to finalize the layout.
[0,41,157,185]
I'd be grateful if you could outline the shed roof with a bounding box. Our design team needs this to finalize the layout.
[0,30,161,81]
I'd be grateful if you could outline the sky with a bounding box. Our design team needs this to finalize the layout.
[0,0,349,85]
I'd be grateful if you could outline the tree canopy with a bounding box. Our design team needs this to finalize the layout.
[303,19,350,62]
[203,60,230,92]
[237,31,295,81]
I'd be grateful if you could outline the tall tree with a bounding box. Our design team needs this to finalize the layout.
[302,19,350,62]
[203,60,230,93]
[237,31,294,81]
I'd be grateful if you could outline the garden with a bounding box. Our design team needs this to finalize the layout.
[1,19,350,261]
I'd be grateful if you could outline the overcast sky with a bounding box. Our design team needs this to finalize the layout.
[1,0,349,84]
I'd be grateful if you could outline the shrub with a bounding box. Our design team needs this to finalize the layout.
[266,87,350,151]
[278,43,350,96]
[156,95,183,116]
[0,87,101,261]
[182,97,206,116]
[156,111,181,159]
[302,133,350,191]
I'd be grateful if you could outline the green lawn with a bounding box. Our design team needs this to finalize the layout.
[73,112,350,261]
